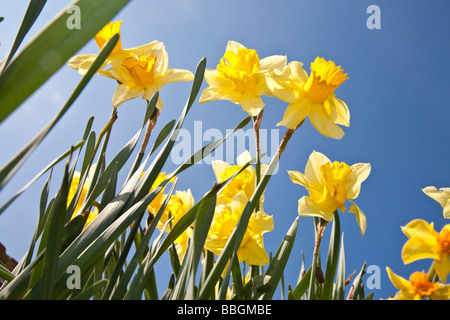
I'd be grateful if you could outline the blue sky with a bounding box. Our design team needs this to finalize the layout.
[1,0,449,300]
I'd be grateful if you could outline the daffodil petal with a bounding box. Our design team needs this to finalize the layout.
[68,54,98,74]
[211,160,231,182]
[434,253,450,284]
[225,40,245,54]
[324,95,350,127]
[304,150,330,185]
[249,211,274,236]
[143,87,163,109]
[422,186,450,208]
[240,95,265,117]
[386,267,415,299]
[259,55,287,73]
[160,68,194,84]
[348,200,367,236]
[345,163,371,199]
[112,84,145,108]
[401,219,437,239]
[402,236,440,264]
[430,283,450,300]
[236,150,252,166]
[122,40,161,56]
[287,170,309,187]
[238,238,270,266]
[309,107,345,139]
[277,100,312,129]
[298,196,333,221]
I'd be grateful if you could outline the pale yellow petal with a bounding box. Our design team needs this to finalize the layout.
[309,107,345,139]
[348,200,367,236]
[259,55,287,73]
[434,253,450,284]
[231,192,248,213]
[212,160,231,182]
[68,54,98,74]
[225,40,245,54]
[298,196,333,221]
[423,186,450,208]
[304,150,330,185]
[238,236,270,266]
[112,84,145,108]
[239,95,265,117]
[277,100,312,129]
[236,150,252,166]
[143,87,163,109]
[287,170,309,187]
[249,211,274,235]
[324,95,350,127]
[345,163,371,199]
[160,68,194,85]
[122,40,161,56]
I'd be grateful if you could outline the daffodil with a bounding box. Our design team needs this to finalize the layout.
[422,186,450,219]
[204,192,274,266]
[157,189,195,232]
[68,21,124,75]
[266,57,350,139]
[199,41,287,116]
[401,219,450,283]
[100,40,194,109]
[288,151,370,236]
[68,168,98,230]
[145,172,174,216]
[174,226,193,263]
[68,21,194,109]
[212,150,257,205]
[386,267,450,300]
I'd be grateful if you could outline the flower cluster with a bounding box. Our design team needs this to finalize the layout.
[386,186,450,300]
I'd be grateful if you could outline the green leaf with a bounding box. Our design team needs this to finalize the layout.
[72,279,107,300]
[322,211,340,300]
[261,217,299,300]
[36,157,70,299]
[1,0,47,71]
[0,0,130,123]
[149,119,176,156]
[290,267,312,300]
[334,233,346,300]
[0,33,119,193]
[349,262,367,300]
[0,264,15,283]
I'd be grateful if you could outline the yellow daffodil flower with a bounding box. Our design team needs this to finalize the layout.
[145,172,174,216]
[212,150,257,205]
[199,40,287,116]
[266,57,350,139]
[288,151,370,236]
[174,226,193,263]
[157,189,195,232]
[100,40,194,109]
[386,267,450,300]
[422,186,450,219]
[68,21,124,75]
[68,21,194,109]
[68,168,98,230]
[204,192,274,266]
[401,219,450,283]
